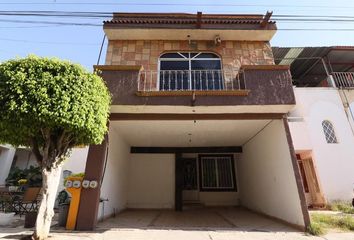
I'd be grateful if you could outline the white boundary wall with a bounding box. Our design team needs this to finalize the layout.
[98,127,130,220]
[127,154,175,209]
[0,145,16,185]
[238,120,305,227]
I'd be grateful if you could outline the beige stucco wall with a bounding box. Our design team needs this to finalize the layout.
[105,40,274,71]
[127,154,175,209]
[98,127,130,219]
[199,192,239,206]
[238,120,305,227]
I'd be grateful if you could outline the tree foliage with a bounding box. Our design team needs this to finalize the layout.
[0,55,111,168]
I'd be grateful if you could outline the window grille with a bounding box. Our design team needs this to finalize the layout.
[322,120,338,144]
[158,52,223,91]
[200,155,236,190]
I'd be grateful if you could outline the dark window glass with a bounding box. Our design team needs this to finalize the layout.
[195,53,220,58]
[159,52,223,90]
[191,60,221,70]
[201,157,217,188]
[159,61,189,90]
[160,61,189,70]
[217,157,233,188]
[191,60,223,90]
[200,155,236,190]
[160,53,185,59]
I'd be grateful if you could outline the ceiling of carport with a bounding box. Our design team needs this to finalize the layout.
[111,120,271,147]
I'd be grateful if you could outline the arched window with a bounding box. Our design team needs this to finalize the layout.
[158,52,222,91]
[322,120,338,144]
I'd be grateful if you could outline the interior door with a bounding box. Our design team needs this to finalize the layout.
[182,158,199,202]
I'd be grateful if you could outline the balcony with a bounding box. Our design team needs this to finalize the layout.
[137,69,248,96]
[332,72,354,88]
[95,64,295,108]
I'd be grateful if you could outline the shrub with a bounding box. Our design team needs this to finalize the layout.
[307,222,326,235]
[330,201,354,214]
[311,212,354,233]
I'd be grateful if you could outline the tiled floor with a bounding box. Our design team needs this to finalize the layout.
[97,207,297,232]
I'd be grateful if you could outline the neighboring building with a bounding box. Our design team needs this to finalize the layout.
[0,145,88,193]
[74,12,311,231]
[273,46,354,207]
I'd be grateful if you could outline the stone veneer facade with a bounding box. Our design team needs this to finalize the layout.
[105,40,275,71]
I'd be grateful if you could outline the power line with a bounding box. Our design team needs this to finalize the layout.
[1,11,354,19]
[0,19,354,31]
[0,24,62,29]
[1,11,354,18]
[278,28,354,31]
[0,37,101,46]
[0,19,102,26]
[0,11,353,30]
[0,2,354,10]
[1,11,354,22]
[1,12,354,24]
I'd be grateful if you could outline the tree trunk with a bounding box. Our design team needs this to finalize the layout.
[33,163,63,240]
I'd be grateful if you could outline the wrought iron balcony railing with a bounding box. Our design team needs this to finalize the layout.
[332,72,354,88]
[137,69,247,96]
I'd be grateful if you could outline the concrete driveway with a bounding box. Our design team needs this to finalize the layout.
[98,207,299,231]
[0,207,353,240]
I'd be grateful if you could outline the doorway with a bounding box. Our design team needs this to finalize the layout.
[296,154,326,208]
[182,158,199,203]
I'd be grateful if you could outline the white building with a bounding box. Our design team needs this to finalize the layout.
[274,46,354,207]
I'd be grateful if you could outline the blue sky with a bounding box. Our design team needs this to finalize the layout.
[0,0,354,70]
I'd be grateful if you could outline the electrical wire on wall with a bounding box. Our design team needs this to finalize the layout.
[97,34,106,66]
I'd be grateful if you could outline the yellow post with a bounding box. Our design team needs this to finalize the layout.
[65,176,83,230]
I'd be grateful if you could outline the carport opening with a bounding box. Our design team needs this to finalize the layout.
[99,119,307,229]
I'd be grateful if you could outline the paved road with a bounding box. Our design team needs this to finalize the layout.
[0,228,354,240]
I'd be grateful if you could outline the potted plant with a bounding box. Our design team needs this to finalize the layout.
[18,178,28,191]
[6,166,42,190]
[0,196,16,226]
[6,167,26,191]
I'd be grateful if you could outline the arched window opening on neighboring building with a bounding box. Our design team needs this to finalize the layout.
[322,120,338,144]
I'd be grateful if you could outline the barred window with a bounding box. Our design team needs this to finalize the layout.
[158,52,223,91]
[199,155,236,191]
[322,120,338,144]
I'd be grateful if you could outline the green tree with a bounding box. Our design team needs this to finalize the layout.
[0,56,111,239]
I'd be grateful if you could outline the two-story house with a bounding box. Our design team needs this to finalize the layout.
[74,12,310,231]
